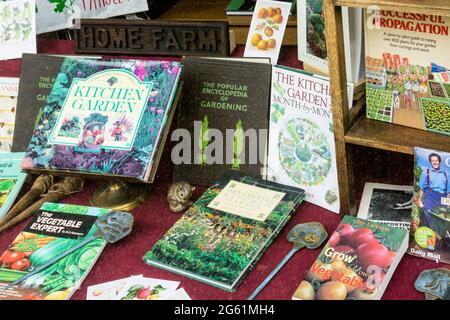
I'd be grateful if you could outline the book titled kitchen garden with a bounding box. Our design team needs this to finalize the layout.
[21,58,182,182]
[365,10,450,136]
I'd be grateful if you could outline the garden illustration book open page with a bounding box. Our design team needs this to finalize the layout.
[144,172,304,292]
[0,202,108,300]
[21,58,182,182]
[0,152,27,220]
[267,65,353,213]
[409,147,450,264]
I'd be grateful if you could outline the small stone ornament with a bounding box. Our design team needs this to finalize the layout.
[95,210,134,243]
[167,181,196,213]
[414,268,449,300]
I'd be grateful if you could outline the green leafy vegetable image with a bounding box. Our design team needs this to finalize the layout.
[198,115,210,165]
[232,119,244,170]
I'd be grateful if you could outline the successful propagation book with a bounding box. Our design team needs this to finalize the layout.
[21,58,182,182]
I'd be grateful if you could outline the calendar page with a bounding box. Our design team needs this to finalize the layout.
[207,180,286,222]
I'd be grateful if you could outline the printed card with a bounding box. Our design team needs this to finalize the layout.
[0,0,36,60]
[86,275,142,300]
[243,0,291,64]
[116,277,180,300]
[207,180,285,222]
[0,78,19,152]
[165,288,191,300]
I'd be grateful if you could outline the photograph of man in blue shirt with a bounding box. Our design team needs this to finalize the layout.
[416,152,449,228]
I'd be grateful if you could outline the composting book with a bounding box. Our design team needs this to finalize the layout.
[292,215,408,300]
[267,65,352,214]
[365,10,450,136]
[0,152,27,220]
[21,58,182,182]
[409,147,450,264]
[144,171,305,292]
[173,56,272,185]
[0,202,109,300]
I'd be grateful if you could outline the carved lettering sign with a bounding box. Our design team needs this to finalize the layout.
[75,19,230,56]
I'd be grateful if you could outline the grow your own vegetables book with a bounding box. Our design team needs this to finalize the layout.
[144,171,305,292]
[292,216,408,300]
[0,152,27,220]
[0,202,109,300]
[21,58,182,182]
[267,65,353,214]
[409,147,450,264]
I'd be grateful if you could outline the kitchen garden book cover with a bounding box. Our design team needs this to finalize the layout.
[365,10,450,136]
[267,65,344,213]
[21,58,182,182]
[144,172,304,292]
[0,202,108,300]
[409,147,450,264]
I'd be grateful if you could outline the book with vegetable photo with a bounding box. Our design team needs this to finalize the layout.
[292,216,408,300]
[0,203,109,300]
[21,58,182,182]
[144,171,304,292]
[409,147,450,264]
[0,152,27,220]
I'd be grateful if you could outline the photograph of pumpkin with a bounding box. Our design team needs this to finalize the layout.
[296,222,403,300]
[278,118,331,187]
[0,179,16,209]
[250,6,284,50]
[0,231,103,300]
[120,284,167,300]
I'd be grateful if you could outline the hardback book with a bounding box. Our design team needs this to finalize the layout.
[357,183,413,231]
[173,56,271,186]
[0,202,108,300]
[365,10,450,136]
[0,77,19,152]
[409,147,450,264]
[0,153,27,220]
[12,54,100,152]
[144,171,305,292]
[21,58,182,182]
[297,0,365,84]
[267,65,353,213]
[292,215,408,300]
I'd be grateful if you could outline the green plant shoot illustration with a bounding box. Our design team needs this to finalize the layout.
[232,119,244,170]
[198,115,210,165]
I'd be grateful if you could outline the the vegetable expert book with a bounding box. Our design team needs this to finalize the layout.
[0,202,109,300]
[267,65,348,214]
[144,171,305,292]
[21,58,182,182]
[0,152,27,220]
[409,147,450,264]
[293,216,408,300]
[173,57,271,185]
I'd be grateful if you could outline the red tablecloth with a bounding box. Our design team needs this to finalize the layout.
[0,39,446,300]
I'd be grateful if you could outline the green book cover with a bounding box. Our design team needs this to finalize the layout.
[0,202,109,300]
[0,152,27,220]
[144,172,304,292]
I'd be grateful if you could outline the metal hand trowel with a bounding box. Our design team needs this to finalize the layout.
[6,210,133,289]
[248,222,328,300]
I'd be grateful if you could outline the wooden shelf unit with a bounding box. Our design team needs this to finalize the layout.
[323,0,450,215]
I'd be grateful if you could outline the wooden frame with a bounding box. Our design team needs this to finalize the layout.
[323,0,450,215]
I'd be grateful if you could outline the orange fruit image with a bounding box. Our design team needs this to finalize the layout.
[264,26,274,37]
[266,7,275,17]
[251,34,262,46]
[275,7,282,15]
[257,39,268,50]
[257,8,267,18]
[273,14,283,24]
[267,38,276,48]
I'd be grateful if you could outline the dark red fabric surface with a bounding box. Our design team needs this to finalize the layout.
[0,39,446,300]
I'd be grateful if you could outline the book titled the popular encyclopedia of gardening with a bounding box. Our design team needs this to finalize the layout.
[144,171,304,292]
[292,216,408,300]
[365,10,450,136]
[0,203,108,300]
[21,58,182,182]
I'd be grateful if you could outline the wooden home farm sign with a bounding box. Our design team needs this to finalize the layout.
[75,19,230,56]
